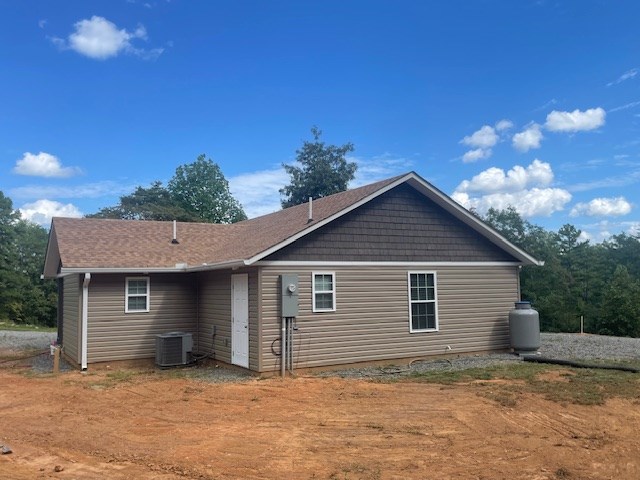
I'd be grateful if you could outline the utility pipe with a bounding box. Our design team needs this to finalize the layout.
[523,355,639,373]
[288,318,294,373]
[281,317,286,378]
[81,273,91,370]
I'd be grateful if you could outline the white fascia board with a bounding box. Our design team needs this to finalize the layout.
[185,260,246,272]
[58,260,248,277]
[255,260,524,267]
[245,173,415,265]
[59,266,188,275]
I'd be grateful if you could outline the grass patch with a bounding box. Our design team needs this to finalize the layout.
[0,321,56,332]
[83,369,144,389]
[403,361,640,406]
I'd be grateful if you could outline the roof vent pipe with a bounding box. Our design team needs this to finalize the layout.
[307,197,313,223]
[171,220,179,244]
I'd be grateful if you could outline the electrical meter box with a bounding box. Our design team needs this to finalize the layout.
[280,274,299,317]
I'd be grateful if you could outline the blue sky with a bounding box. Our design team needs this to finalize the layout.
[1,1,639,242]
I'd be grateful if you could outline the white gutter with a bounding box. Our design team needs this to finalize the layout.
[185,259,247,272]
[60,266,188,275]
[58,259,247,277]
[81,273,91,371]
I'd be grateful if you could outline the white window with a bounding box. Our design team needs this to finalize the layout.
[312,272,335,312]
[408,272,438,332]
[125,277,150,313]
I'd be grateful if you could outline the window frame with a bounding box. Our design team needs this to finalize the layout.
[312,271,336,313]
[407,271,438,333]
[125,276,150,313]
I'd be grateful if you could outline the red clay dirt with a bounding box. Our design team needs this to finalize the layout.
[1,364,639,480]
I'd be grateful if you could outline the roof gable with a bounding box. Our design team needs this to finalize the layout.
[44,172,540,277]
[265,183,519,263]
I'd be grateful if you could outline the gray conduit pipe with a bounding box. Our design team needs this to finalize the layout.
[288,318,293,373]
[281,317,286,378]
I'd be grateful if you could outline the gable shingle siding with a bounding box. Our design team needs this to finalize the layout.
[265,184,518,263]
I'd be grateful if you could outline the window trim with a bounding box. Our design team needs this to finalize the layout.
[407,271,438,333]
[125,276,150,313]
[312,271,336,313]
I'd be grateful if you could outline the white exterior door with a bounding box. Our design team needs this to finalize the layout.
[231,274,249,368]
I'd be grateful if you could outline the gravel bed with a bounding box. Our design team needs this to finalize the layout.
[0,330,57,351]
[318,332,640,379]
[539,332,640,361]
[178,361,255,383]
[3,330,639,379]
[0,330,73,373]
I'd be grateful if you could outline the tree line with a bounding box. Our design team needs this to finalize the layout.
[1,128,639,336]
[483,207,640,337]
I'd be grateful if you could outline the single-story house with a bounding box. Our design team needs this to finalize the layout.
[43,171,541,373]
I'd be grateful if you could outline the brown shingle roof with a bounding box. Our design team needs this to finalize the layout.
[46,174,404,274]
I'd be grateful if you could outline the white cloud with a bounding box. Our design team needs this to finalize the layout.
[452,160,570,217]
[51,16,163,60]
[607,68,638,87]
[350,153,414,186]
[462,148,492,163]
[455,159,554,194]
[229,168,289,218]
[570,197,632,217]
[545,107,606,132]
[577,230,591,243]
[512,123,543,152]
[495,119,513,131]
[534,98,557,112]
[461,125,498,149]
[453,188,571,217]
[577,220,640,243]
[459,124,513,163]
[13,152,81,178]
[19,199,82,226]
[609,100,640,113]
[38,19,47,29]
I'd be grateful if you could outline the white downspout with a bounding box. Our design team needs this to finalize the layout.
[81,273,91,370]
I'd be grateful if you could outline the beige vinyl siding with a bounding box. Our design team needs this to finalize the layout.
[86,273,197,363]
[198,268,259,371]
[198,270,231,364]
[259,265,518,372]
[62,274,80,363]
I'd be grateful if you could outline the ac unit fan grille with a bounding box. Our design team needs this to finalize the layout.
[156,332,193,367]
[158,336,183,365]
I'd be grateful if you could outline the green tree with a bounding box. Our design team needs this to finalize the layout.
[88,181,199,221]
[484,206,529,247]
[0,192,21,322]
[603,233,640,278]
[598,265,640,337]
[280,127,356,208]
[0,192,56,326]
[168,155,247,223]
[88,156,246,224]
[11,220,57,325]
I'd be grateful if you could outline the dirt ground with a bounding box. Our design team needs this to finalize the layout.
[1,362,639,480]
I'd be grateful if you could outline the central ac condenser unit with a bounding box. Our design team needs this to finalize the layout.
[155,332,193,367]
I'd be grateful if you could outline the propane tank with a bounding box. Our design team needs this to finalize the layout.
[509,301,540,354]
